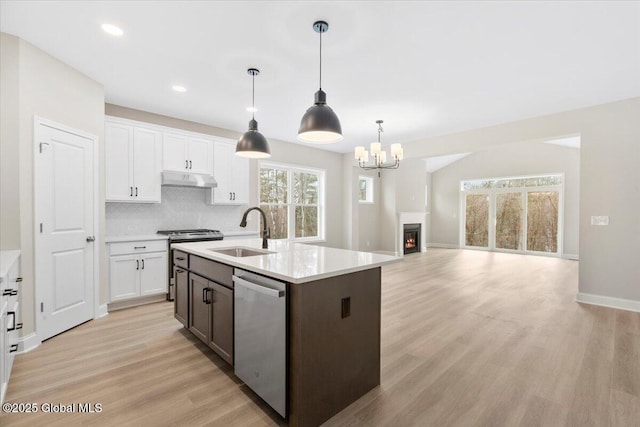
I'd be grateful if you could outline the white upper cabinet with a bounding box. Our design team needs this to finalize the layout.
[105,119,162,203]
[163,132,189,172]
[207,140,249,205]
[163,133,213,175]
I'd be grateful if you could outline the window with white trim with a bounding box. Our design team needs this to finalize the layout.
[359,176,374,203]
[259,162,325,241]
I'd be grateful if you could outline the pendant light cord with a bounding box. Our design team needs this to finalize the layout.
[252,72,255,120]
[319,29,322,90]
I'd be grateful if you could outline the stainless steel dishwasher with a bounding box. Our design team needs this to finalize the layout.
[233,269,286,417]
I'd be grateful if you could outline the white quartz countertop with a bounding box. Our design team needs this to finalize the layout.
[105,234,169,243]
[0,250,20,283]
[171,239,402,284]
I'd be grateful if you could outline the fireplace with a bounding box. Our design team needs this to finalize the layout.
[404,223,421,255]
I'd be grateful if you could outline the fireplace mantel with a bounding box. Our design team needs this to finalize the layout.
[397,212,427,255]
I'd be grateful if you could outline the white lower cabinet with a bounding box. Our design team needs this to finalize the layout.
[1,251,21,405]
[108,241,167,302]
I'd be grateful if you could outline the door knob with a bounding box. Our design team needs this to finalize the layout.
[86,236,95,242]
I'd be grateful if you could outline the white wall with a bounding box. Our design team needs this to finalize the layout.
[395,158,428,213]
[0,33,105,335]
[394,97,640,306]
[430,141,580,256]
[105,104,345,249]
[425,172,432,244]
[0,33,20,250]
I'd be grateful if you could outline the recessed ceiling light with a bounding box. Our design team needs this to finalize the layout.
[246,106,258,113]
[101,24,124,37]
[172,85,187,93]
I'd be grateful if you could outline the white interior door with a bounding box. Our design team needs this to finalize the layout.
[35,119,96,341]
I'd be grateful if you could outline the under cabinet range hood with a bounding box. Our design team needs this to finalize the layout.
[161,171,217,188]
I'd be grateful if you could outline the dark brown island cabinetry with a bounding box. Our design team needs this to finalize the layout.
[172,246,386,427]
[173,266,188,327]
[173,250,234,365]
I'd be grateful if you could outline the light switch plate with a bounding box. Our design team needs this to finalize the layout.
[591,216,609,226]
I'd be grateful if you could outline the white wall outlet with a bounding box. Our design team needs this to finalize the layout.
[591,216,610,226]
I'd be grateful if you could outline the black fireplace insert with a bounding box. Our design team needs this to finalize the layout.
[404,223,421,255]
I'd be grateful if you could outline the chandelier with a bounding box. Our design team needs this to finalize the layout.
[354,120,403,174]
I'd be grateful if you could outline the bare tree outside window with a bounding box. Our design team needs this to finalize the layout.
[495,193,523,250]
[527,191,559,252]
[465,194,489,247]
[260,165,323,240]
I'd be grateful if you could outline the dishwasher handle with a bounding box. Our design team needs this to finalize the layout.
[233,276,285,298]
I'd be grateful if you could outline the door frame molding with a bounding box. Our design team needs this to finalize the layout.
[33,116,100,343]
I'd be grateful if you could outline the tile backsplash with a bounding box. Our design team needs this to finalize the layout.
[106,187,257,236]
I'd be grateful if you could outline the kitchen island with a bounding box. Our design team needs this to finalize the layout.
[171,238,401,427]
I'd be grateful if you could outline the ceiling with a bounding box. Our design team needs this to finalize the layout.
[2,1,639,154]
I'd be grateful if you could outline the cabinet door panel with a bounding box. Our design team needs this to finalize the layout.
[174,268,188,327]
[209,282,234,365]
[140,252,167,296]
[105,123,133,201]
[231,154,249,204]
[189,274,209,343]
[133,127,162,203]
[163,133,188,172]
[109,255,139,301]
[211,142,233,204]
[188,137,212,175]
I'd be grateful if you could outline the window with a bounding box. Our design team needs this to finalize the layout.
[259,162,325,241]
[359,176,374,203]
[461,174,563,255]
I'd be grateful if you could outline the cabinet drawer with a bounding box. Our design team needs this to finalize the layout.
[190,255,233,288]
[173,250,189,269]
[109,240,167,256]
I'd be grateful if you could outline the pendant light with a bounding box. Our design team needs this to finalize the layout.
[236,68,271,158]
[297,20,343,144]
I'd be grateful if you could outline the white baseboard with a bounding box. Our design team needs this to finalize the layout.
[95,303,109,319]
[17,332,41,354]
[427,243,459,249]
[576,292,640,313]
[563,253,579,260]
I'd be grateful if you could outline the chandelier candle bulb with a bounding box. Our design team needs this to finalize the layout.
[370,142,382,155]
[380,151,387,164]
[390,143,402,158]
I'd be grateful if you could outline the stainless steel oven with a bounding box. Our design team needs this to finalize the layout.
[157,229,224,300]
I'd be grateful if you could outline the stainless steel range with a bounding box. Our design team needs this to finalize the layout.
[158,229,224,300]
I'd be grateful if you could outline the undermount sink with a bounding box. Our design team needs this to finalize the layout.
[208,247,275,257]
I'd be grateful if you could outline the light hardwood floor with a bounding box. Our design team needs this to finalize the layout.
[2,249,639,426]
